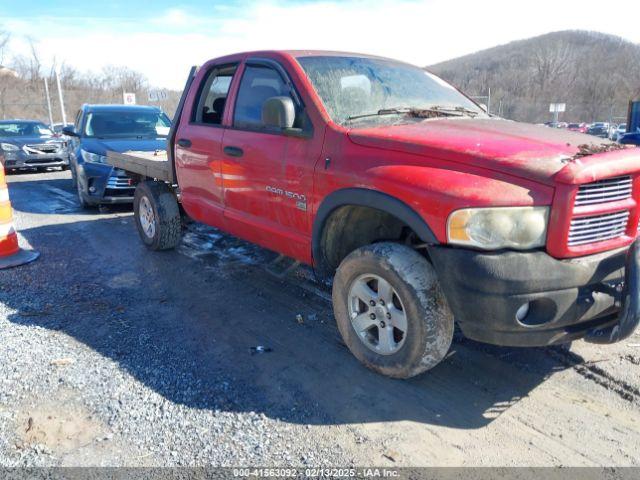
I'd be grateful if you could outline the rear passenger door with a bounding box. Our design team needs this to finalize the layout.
[175,64,237,226]
[221,59,317,260]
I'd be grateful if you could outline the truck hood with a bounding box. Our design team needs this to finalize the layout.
[81,137,167,156]
[347,118,617,185]
[0,135,62,147]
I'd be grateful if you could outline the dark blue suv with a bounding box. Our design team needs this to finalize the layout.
[63,104,171,208]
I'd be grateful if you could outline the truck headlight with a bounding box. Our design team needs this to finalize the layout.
[0,143,19,152]
[81,149,107,164]
[447,206,549,250]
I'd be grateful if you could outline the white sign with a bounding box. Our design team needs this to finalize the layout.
[123,92,136,105]
[148,90,168,102]
[549,103,566,113]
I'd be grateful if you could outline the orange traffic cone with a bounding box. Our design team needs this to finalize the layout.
[0,164,39,269]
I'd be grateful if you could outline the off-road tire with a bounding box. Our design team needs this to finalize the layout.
[134,181,181,251]
[332,242,454,378]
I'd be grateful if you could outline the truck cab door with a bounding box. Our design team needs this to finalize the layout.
[220,60,318,262]
[174,64,238,226]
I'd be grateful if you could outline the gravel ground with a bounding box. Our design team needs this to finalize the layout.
[1,170,639,468]
[0,170,352,467]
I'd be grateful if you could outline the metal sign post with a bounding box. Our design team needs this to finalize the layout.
[549,103,566,124]
[148,90,168,102]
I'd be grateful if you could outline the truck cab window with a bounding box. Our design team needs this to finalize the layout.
[194,65,237,125]
[233,65,294,130]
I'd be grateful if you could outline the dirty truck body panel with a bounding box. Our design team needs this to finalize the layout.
[115,50,640,350]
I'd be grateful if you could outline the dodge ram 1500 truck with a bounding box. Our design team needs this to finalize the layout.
[107,50,640,379]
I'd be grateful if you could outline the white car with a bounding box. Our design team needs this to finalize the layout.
[613,123,627,141]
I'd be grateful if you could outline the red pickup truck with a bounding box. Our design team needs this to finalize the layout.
[108,50,640,379]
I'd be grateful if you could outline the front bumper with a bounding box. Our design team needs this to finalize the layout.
[428,243,639,346]
[80,163,135,205]
[3,151,69,169]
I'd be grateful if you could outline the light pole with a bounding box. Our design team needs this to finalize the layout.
[43,78,54,127]
[55,67,67,125]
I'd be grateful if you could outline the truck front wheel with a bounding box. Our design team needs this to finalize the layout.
[134,181,182,251]
[332,242,454,378]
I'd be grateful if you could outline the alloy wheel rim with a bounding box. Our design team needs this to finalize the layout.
[139,196,156,239]
[347,274,407,355]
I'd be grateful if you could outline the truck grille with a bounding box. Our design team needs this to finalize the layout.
[24,143,61,154]
[574,175,632,206]
[568,211,630,246]
[106,174,133,190]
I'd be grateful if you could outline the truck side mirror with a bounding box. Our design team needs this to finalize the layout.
[62,125,78,137]
[262,96,295,130]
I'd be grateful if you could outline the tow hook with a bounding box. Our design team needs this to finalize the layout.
[585,240,640,344]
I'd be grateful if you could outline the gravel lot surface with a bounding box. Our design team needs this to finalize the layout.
[1,170,639,467]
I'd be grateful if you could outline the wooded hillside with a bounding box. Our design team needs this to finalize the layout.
[429,30,640,123]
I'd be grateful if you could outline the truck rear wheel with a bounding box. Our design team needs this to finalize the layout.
[332,242,454,378]
[134,181,181,250]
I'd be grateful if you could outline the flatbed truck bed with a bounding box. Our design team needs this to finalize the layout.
[105,67,197,186]
[106,150,174,183]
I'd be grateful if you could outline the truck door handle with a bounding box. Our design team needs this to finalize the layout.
[177,138,192,148]
[224,146,244,158]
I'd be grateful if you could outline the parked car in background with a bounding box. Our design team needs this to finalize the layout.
[612,123,628,142]
[619,132,640,146]
[0,120,69,172]
[63,105,171,208]
[587,122,610,138]
[52,123,71,135]
[567,123,588,134]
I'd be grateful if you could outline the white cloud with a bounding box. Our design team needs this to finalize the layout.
[4,0,640,89]
[151,8,194,28]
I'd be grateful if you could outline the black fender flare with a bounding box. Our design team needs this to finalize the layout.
[312,188,439,273]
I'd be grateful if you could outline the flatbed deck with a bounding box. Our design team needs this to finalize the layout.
[106,150,173,183]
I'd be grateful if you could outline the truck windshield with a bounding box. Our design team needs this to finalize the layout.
[84,111,171,138]
[297,56,485,126]
[0,122,53,137]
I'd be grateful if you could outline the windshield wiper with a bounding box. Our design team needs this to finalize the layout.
[346,105,478,123]
[346,108,414,121]
[424,105,480,117]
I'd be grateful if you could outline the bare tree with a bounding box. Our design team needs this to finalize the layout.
[431,30,640,123]
[0,29,10,66]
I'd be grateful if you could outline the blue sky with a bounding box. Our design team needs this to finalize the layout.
[2,0,239,19]
[1,0,639,89]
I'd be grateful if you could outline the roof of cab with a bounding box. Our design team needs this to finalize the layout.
[244,50,401,62]
[198,50,413,70]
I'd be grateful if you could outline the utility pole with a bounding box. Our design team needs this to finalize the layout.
[43,78,54,127]
[55,67,67,125]
[487,88,491,115]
